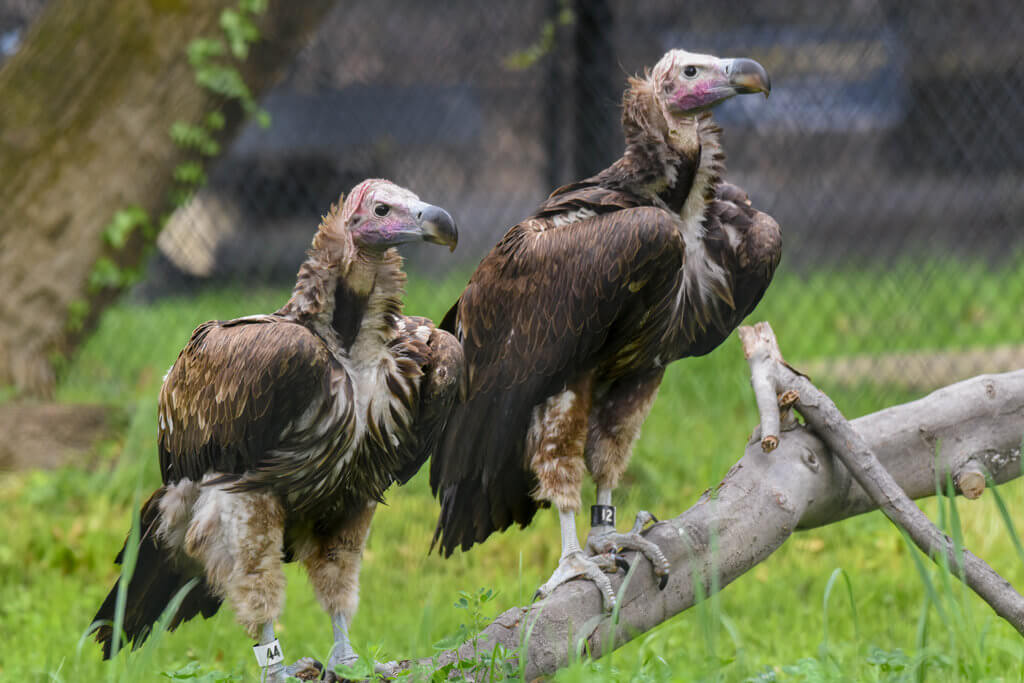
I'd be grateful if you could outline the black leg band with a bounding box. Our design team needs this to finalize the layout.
[591,504,615,527]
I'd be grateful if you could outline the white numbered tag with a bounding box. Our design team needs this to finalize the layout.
[253,639,284,667]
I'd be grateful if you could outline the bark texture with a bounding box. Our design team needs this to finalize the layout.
[0,0,335,397]
[380,348,1024,679]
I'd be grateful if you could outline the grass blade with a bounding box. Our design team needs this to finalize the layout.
[820,567,859,659]
[985,475,1024,567]
[943,473,966,581]
[897,527,949,626]
[110,497,143,663]
[912,597,930,683]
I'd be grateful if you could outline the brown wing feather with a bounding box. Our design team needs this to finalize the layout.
[681,182,781,356]
[431,202,686,555]
[391,317,464,485]
[157,316,331,484]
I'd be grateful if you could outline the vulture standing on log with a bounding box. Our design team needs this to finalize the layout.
[430,49,780,608]
[91,179,461,682]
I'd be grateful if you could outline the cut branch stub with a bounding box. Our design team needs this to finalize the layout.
[954,460,988,500]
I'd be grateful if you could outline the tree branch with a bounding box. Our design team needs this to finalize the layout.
[741,322,1024,634]
[379,325,1024,679]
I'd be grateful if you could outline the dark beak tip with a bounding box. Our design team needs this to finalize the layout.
[728,57,771,97]
[444,216,459,252]
[420,204,458,251]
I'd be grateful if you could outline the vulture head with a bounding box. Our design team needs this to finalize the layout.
[623,48,770,146]
[330,178,459,254]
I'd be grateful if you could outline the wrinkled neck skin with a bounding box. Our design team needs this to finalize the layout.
[617,76,732,325]
[613,76,724,222]
[277,227,405,361]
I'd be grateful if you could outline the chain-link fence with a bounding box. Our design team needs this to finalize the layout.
[5,0,1024,398]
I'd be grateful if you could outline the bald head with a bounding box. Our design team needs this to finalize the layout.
[622,48,770,143]
[327,179,458,253]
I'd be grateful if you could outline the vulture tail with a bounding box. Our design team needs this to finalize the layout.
[92,489,222,659]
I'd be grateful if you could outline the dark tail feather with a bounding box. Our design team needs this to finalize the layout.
[92,492,222,659]
[429,379,544,556]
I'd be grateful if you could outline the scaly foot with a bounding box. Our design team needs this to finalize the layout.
[323,642,359,682]
[286,657,326,680]
[261,657,324,682]
[586,510,669,589]
[534,550,627,611]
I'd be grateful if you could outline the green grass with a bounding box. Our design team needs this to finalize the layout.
[1,257,1023,681]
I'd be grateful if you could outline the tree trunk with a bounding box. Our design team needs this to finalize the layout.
[0,0,335,397]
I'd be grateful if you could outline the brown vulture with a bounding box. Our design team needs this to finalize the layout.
[91,179,462,682]
[430,49,780,608]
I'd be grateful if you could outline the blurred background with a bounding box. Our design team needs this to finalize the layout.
[2,1,1023,680]
[5,0,1023,397]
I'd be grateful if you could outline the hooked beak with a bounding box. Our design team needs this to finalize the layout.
[415,202,459,252]
[725,57,771,97]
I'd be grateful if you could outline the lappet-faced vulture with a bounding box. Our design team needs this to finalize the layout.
[92,180,462,681]
[431,49,780,608]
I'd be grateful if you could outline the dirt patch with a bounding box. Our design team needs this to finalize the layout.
[0,402,114,471]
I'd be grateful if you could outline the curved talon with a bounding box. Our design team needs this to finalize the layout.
[283,657,325,681]
[535,550,618,611]
[587,510,671,590]
[615,555,631,573]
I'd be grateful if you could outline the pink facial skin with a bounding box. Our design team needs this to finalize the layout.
[351,215,421,250]
[373,220,405,241]
[672,81,715,111]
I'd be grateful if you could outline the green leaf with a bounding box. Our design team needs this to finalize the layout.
[195,64,252,103]
[173,161,207,187]
[170,121,220,156]
[239,0,268,14]
[502,5,573,71]
[204,111,226,131]
[220,8,259,60]
[168,187,196,209]
[103,206,151,249]
[160,660,202,678]
[65,298,89,333]
[88,257,124,291]
[186,37,226,67]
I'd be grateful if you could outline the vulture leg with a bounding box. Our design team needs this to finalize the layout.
[181,485,296,682]
[534,507,621,610]
[528,378,621,610]
[258,622,326,683]
[584,370,670,588]
[299,499,377,676]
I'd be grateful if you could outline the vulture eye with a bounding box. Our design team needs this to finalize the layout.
[683,65,698,78]
[374,204,391,217]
